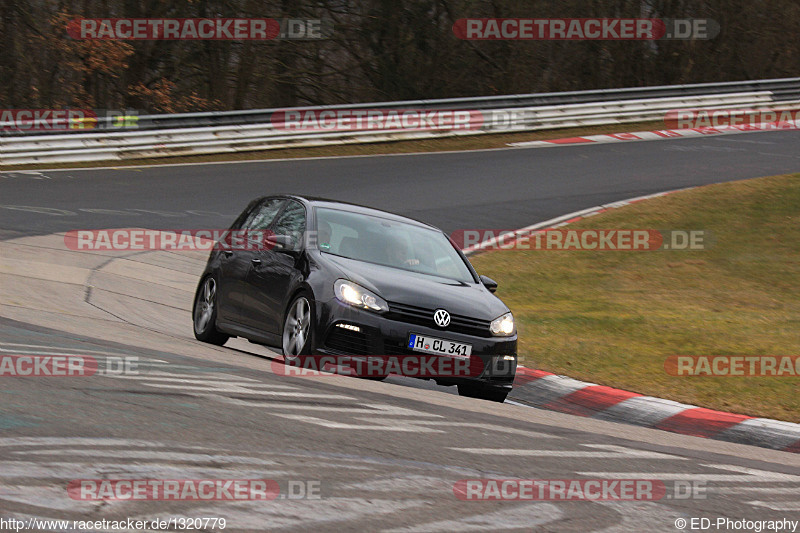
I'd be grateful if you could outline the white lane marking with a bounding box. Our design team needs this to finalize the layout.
[462,189,684,256]
[579,464,800,482]
[182,499,429,531]
[0,487,98,511]
[0,343,131,356]
[0,348,130,357]
[272,411,564,439]
[130,364,234,370]
[0,346,187,368]
[756,150,800,157]
[408,421,563,439]
[715,486,800,494]
[0,205,77,216]
[216,398,444,418]
[271,414,445,432]
[0,461,291,479]
[19,450,279,464]
[107,376,292,387]
[0,437,167,447]
[1,171,51,179]
[139,383,353,398]
[381,503,563,532]
[338,474,453,493]
[714,136,777,145]
[747,501,800,511]
[106,370,258,380]
[449,444,683,459]
[95,356,170,364]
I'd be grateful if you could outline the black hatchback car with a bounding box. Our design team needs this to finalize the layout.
[193,195,517,402]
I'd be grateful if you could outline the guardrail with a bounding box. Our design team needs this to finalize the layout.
[2,77,799,166]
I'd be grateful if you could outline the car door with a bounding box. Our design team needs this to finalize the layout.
[218,197,285,324]
[240,200,307,335]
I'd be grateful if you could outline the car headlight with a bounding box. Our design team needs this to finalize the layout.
[334,279,389,313]
[490,312,515,336]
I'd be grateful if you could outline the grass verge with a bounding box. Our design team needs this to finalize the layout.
[470,174,800,422]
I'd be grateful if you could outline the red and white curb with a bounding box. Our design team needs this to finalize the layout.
[507,123,798,149]
[510,367,800,453]
[465,190,800,453]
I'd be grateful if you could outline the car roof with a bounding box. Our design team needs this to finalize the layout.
[258,195,440,231]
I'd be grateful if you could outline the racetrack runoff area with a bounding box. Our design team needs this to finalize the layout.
[471,173,800,422]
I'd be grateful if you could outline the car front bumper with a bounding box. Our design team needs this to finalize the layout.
[313,298,517,389]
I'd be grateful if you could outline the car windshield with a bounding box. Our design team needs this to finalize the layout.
[315,207,475,284]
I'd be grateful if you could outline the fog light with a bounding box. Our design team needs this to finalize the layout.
[493,355,516,376]
[335,323,361,333]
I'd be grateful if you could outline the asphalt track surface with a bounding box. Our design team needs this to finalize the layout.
[2,130,800,238]
[1,130,799,532]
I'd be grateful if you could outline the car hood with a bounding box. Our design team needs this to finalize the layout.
[322,254,508,320]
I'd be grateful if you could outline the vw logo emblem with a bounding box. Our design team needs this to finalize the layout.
[433,309,451,328]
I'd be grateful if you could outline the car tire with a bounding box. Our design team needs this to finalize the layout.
[282,293,315,362]
[457,383,509,403]
[192,276,230,346]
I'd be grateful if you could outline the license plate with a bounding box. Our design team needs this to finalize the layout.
[408,333,472,357]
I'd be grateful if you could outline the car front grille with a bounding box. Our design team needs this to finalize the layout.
[324,327,370,355]
[385,302,493,337]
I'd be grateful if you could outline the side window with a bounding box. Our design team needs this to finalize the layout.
[271,201,306,249]
[243,198,285,231]
[230,199,260,230]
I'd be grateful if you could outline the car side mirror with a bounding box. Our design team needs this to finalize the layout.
[267,234,298,254]
[479,275,498,293]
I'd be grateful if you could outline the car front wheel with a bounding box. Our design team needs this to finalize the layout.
[193,276,230,346]
[282,294,314,362]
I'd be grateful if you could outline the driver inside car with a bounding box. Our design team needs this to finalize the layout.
[385,237,420,267]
